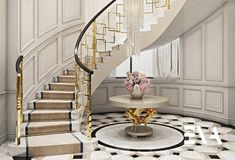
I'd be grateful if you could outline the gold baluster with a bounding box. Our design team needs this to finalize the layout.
[20,62,23,123]
[16,61,23,145]
[74,64,79,110]
[166,0,170,9]
[87,74,92,140]
[92,21,97,69]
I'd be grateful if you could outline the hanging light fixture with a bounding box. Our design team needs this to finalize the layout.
[124,0,144,57]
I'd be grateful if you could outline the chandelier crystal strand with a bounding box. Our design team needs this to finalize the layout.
[124,0,144,57]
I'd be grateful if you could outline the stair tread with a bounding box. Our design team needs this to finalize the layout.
[50,83,75,86]
[22,133,84,147]
[33,100,73,103]
[59,75,75,78]
[21,120,76,127]
[41,90,74,93]
[23,110,73,114]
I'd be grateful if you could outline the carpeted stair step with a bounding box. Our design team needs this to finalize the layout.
[49,83,75,91]
[66,69,75,75]
[40,91,75,100]
[21,121,79,136]
[28,100,74,110]
[23,110,78,122]
[8,132,97,157]
[57,75,75,83]
[24,133,84,157]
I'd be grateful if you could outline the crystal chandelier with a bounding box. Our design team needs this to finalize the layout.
[124,0,144,57]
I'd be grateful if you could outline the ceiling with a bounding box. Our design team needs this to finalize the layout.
[146,0,228,49]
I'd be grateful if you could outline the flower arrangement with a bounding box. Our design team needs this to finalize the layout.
[125,71,150,98]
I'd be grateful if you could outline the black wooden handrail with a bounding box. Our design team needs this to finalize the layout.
[15,55,23,74]
[74,0,116,75]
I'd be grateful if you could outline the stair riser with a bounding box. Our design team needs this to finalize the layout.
[58,77,75,83]
[25,125,71,136]
[67,70,75,75]
[41,93,75,100]
[29,143,81,157]
[24,113,71,122]
[31,102,73,110]
[49,84,75,91]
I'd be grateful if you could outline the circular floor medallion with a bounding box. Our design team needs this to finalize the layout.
[92,122,184,152]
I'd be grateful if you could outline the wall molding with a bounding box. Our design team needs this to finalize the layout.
[205,12,224,82]
[23,55,36,96]
[37,39,59,82]
[19,0,35,52]
[23,24,84,59]
[0,91,7,95]
[62,29,81,62]
[0,133,7,144]
[205,90,224,113]
[160,87,179,106]
[62,0,83,24]
[183,88,202,109]
[93,87,109,105]
[183,26,203,81]
[37,0,59,38]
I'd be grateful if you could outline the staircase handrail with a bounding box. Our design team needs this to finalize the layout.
[74,0,116,74]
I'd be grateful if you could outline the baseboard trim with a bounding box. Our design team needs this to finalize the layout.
[7,132,15,141]
[0,133,8,145]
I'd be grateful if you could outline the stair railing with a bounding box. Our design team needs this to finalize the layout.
[74,0,117,139]
[74,0,171,139]
[15,55,24,145]
[13,0,172,144]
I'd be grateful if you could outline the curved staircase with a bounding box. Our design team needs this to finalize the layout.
[10,70,97,158]
[11,0,186,159]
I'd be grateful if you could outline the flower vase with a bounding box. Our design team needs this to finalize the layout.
[130,85,144,99]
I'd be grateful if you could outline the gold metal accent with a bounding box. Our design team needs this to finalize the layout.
[166,0,170,10]
[87,74,92,140]
[92,22,97,69]
[16,61,23,145]
[74,64,79,110]
[75,0,171,140]
[126,108,156,131]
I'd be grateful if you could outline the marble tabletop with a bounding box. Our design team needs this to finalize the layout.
[109,95,169,108]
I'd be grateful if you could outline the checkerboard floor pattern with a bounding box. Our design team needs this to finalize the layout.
[78,112,235,160]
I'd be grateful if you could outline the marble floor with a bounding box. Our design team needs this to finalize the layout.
[1,112,235,160]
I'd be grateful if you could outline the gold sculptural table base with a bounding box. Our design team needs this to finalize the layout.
[125,108,156,137]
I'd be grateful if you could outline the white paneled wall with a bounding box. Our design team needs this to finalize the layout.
[0,0,7,144]
[6,0,85,140]
[93,2,235,125]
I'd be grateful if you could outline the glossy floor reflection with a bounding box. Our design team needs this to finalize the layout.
[1,112,235,160]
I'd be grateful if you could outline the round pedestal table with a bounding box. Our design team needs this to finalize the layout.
[109,95,169,137]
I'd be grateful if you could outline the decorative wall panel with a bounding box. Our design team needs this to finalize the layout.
[205,90,224,113]
[145,87,156,95]
[92,87,108,105]
[20,0,34,51]
[62,0,82,23]
[23,56,35,94]
[38,0,58,37]
[38,40,58,81]
[160,88,179,106]
[183,89,202,109]
[205,14,223,82]
[183,28,202,80]
[114,87,128,96]
[62,30,80,62]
